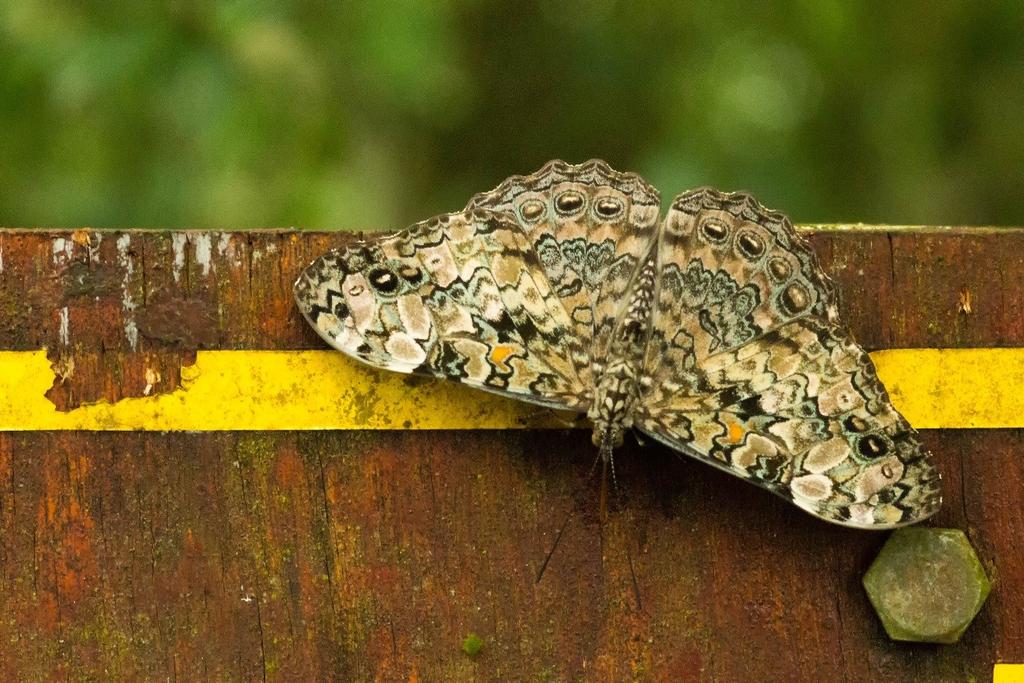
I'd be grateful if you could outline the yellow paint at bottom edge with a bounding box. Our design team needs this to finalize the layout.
[995,664,1024,683]
[0,348,1020,431]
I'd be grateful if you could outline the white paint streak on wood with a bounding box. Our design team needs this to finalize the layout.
[217,232,244,268]
[194,233,212,276]
[52,237,72,265]
[116,234,139,350]
[217,232,231,256]
[87,232,102,262]
[172,233,188,283]
[59,307,70,346]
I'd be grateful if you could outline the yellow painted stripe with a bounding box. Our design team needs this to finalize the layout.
[875,348,1024,429]
[995,664,1024,683]
[0,348,1020,431]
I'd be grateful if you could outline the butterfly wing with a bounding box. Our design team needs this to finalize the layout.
[467,159,661,396]
[635,189,941,528]
[294,210,590,411]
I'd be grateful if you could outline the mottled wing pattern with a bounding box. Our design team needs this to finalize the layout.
[294,210,589,411]
[636,189,941,528]
[467,160,661,395]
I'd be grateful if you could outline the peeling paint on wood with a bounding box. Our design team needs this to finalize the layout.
[6,349,563,428]
[115,233,139,350]
[42,349,196,412]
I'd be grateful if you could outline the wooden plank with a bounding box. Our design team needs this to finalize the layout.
[4,227,1024,353]
[0,430,1018,680]
[0,227,1022,680]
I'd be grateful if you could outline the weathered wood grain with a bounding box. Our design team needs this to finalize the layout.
[4,228,1024,354]
[0,228,1021,681]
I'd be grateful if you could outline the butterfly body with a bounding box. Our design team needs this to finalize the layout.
[590,256,657,452]
[294,160,941,530]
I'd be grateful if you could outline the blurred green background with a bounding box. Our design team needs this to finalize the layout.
[2,1,1022,230]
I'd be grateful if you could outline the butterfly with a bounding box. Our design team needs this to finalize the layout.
[294,160,941,529]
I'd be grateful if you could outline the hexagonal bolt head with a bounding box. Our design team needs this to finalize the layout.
[863,527,991,644]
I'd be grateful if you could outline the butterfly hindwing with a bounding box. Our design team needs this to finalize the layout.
[294,210,589,411]
[635,189,941,528]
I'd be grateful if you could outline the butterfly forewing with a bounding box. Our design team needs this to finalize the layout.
[294,210,590,411]
[635,189,941,528]
[467,159,661,390]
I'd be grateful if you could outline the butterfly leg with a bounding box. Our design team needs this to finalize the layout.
[535,506,573,584]
[536,449,604,584]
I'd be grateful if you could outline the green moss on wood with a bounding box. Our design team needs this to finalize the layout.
[461,633,484,657]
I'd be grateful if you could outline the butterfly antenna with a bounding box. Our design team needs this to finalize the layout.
[599,457,609,524]
[607,442,644,613]
[536,450,603,584]
[608,440,621,505]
